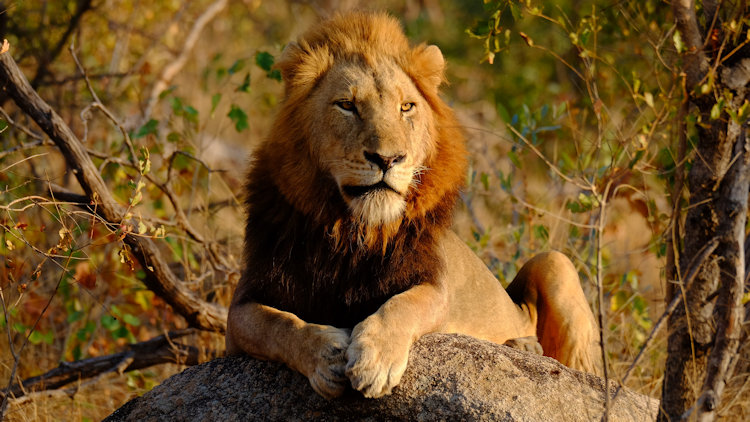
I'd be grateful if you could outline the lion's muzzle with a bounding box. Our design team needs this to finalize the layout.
[343,180,402,198]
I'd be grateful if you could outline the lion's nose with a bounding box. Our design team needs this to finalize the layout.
[364,151,406,172]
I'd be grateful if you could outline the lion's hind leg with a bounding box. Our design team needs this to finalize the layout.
[506,251,603,376]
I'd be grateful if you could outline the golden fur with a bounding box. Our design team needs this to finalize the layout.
[226,12,602,399]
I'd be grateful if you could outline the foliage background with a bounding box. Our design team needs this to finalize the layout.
[0,0,746,420]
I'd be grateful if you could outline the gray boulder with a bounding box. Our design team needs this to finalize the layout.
[106,333,658,421]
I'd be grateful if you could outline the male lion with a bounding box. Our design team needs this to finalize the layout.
[226,12,602,399]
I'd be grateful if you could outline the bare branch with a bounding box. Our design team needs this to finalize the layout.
[0,106,46,142]
[594,182,612,421]
[0,44,227,333]
[140,0,228,126]
[29,0,94,89]
[1,330,216,401]
[69,41,138,167]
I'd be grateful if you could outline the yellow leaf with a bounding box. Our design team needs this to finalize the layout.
[644,92,654,108]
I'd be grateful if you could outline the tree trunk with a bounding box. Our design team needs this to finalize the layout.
[659,1,750,420]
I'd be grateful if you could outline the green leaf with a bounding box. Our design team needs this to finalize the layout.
[72,345,82,361]
[228,104,249,132]
[122,313,141,326]
[673,30,685,53]
[628,149,646,169]
[228,58,246,75]
[101,315,120,331]
[737,99,750,122]
[710,103,721,120]
[134,119,158,139]
[267,69,282,81]
[236,73,251,93]
[566,193,595,213]
[130,190,143,206]
[508,149,521,167]
[158,86,176,99]
[29,330,53,345]
[167,132,181,143]
[578,192,594,209]
[183,105,199,119]
[76,321,95,341]
[29,330,44,345]
[255,51,275,72]
[480,172,490,190]
[509,3,522,21]
[139,148,151,175]
[466,20,491,38]
[67,310,85,323]
[112,325,131,339]
[211,93,222,114]
[533,224,549,241]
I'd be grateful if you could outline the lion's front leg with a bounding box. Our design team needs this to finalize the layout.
[226,302,351,399]
[346,283,447,398]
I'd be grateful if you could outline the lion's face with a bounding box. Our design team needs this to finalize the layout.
[305,59,436,226]
[266,13,465,240]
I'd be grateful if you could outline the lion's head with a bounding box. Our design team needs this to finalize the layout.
[251,12,466,249]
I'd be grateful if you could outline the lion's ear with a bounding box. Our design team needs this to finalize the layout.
[410,44,446,90]
[278,42,304,84]
[277,41,333,94]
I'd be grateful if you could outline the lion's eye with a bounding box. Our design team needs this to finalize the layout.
[335,100,356,113]
[401,102,415,113]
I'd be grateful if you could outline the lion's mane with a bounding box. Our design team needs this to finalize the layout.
[234,12,467,327]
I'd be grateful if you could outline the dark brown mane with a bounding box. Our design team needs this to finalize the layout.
[233,12,468,328]
[235,163,459,327]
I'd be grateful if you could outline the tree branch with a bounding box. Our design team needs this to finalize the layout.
[0,43,227,333]
[0,330,216,401]
[672,0,709,89]
[140,0,228,126]
[30,0,94,89]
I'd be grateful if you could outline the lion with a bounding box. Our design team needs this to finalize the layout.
[226,11,602,399]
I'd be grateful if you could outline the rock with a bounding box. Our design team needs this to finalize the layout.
[105,333,658,421]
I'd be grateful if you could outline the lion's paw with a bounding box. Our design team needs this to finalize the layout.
[345,317,410,398]
[504,335,544,356]
[306,325,351,399]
